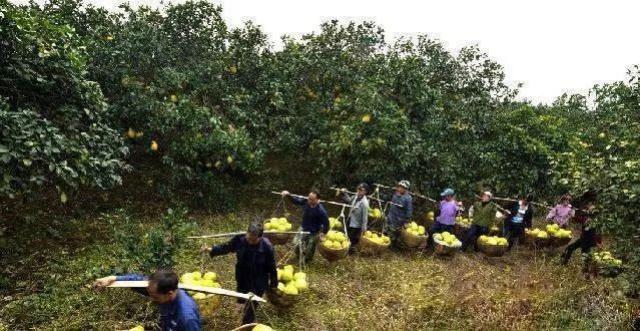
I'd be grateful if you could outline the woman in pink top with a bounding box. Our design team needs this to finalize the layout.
[546,194,575,228]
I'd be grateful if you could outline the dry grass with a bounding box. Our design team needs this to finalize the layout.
[180,213,636,330]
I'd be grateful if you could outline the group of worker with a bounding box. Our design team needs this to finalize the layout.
[276,181,594,260]
[92,181,599,330]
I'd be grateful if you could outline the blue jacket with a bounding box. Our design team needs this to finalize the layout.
[210,235,278,298]
[387,193,413,227]
[290,197,330,235]
[115,274,201,331]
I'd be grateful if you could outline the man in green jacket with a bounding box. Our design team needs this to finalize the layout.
[461,191,497,251]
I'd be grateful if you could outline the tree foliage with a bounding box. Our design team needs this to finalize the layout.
[0,1,128,199]
[2,0,640,287]
[551,67,640,295]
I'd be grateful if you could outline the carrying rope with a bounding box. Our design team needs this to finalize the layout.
[240,293,258,328]
[271,195,291,219]
[270,194,305,269]
[199,250,206,274]
[338,204,348,235]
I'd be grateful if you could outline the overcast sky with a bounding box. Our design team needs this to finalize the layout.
[13,0,640,104]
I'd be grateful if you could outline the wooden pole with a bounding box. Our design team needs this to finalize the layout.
[187,230,310,239]
[473,194,511,215]
[373,183,438,204]
[271,191,352,208]
[330,186,402,207]
[108,281,266,302]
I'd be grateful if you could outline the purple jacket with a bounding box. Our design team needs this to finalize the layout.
[437,200,457,225]
[546,204,575,226]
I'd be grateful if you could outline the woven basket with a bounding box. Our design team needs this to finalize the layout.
[433,238,459,256]
[359,232,390,256]
[453,224,470,239]
[524,233,551,248]
[477,241,508,257]
[266,288,299,307]
[550,236,572,247]
[263,232,293,245]
[318,241,349,262]
[401,229,427,248]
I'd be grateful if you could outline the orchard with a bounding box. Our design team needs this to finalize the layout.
[0,0,639,330]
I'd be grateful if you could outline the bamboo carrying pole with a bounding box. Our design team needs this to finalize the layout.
[492,196,588,213]
[329,187,403,207]
[374,183,438,204]
[187,230,310,240]
[271,191,352,208]
[473,194,511,215]
[108,281,266,302]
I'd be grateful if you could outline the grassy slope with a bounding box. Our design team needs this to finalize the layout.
[0,206,635,330]
[0,160,636,330]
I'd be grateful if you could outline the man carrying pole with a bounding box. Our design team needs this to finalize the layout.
[200,222,277,325]
[93,270,202,330]
[281,190,330,264]
[340,183,370,254]
[385,180,413,249]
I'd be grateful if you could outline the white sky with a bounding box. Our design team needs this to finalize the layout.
[13,0,640,104]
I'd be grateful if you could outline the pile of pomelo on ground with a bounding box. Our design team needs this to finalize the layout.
[264,217,292,231]
[276,265,308,295]
[478,235,508,246]
[321,230,350,250]
[433,231,462,247]
[405,221,426,236]
[363,230,391,245]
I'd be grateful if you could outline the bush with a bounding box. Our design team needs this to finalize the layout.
[112,208,194,273]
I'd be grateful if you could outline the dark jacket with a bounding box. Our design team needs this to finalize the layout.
[210,235,278,296]
[290,197,330,235]
[387,193,413,227]
[505,201,535,228]
[115,274,201,331]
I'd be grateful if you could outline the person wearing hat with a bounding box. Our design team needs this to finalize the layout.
[341,183,370,254]
[385,180,413,249]
[503,194,535,250]
[461,191,497,251]
[428,188,458,246]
